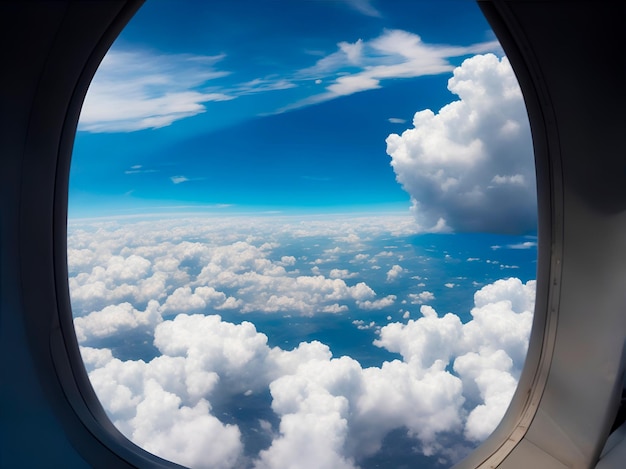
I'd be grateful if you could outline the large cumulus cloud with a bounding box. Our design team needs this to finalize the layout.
[386,54,535,233]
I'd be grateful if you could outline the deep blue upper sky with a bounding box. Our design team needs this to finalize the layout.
[69,0,501,218]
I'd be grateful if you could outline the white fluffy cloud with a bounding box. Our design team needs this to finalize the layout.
[68,216,410,322]
[78,277,533,469]
[356,295,396,311]
[376,277,534,443]
[81,346,244,469]
[408,291,435,304]
[162,286,241,315]
[69,252,168,314]
[330,268,358,279]
[74,300,162,342]
[385,264,404,282]
[386,54,535,233]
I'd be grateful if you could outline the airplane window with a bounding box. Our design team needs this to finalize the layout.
[68,1,536,468]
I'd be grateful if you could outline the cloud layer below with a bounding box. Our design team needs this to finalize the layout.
[81,277,533,468]
[70,216,535,468]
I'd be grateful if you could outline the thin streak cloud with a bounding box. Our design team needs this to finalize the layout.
[281,29,500,112]
[80,30,501,132]
[79,50,234,133]
[170,176,189,184]
[343,0,382,18]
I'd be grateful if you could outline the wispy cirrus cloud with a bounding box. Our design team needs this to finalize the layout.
[124,164,158,175]
[170,176,189,184]
[80,30,501,132]
[170,175,207,185]
[79,49,234,133]
[342,0,382,18]
[507,241,537,250]
[231,77,297,96]
[281,29,500,111]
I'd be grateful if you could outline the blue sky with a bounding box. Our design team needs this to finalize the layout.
[68,2,539,468]
[69,0,510,220]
